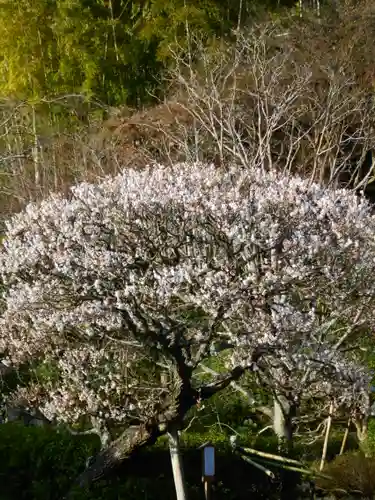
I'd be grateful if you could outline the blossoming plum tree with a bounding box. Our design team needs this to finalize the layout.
[0,162,374,488]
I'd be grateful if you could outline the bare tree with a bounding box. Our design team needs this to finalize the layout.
[151,25,375,197]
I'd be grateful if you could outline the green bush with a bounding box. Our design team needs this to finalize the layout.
[0,423,285,500]
[3,420,358,499]
[367,419,375,457]
[0,423,99,500]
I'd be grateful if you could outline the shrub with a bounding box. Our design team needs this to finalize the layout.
[0,423,99,500]
[315,451,375,498]
[0,423,284,500]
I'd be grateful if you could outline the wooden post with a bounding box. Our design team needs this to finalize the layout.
[340,418,351,455]
[320,402,333,471]
[168,426,188,500]
[203,477,212,500]
[200,442,215,500]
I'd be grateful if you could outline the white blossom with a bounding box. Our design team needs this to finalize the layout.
[0,162,374,424]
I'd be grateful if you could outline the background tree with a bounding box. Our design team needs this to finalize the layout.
[0,0,304,107]
[162,23,375,201]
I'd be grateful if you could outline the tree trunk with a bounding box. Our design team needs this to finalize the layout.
[31,105,40,190]
[353,395,371,458]
[354,416,369,457]
[168,425,188,500]
[273,394,297,500]
[273,395,293,453]
[65,423,161,498]
[65,365,248,497]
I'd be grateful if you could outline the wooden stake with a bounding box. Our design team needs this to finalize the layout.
[168,427,188,500]
[320,402,333,471]
[203,477,212,500]
[339,418,351,455]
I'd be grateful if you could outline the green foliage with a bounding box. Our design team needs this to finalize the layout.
[0,0,301,107]
[366,419,375,456]
[0,0,56,99]
[33,359,61,385]
[0,423,99,500]
[0,423,286,500]
[0,0,162,105]
[52,0,164,106]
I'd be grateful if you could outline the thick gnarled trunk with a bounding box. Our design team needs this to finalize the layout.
[273,394,294,453]
[65,365,249,498]
[67,367,250,498]
[273,394,297,500]
[74,423,161,490]
[353,394,371,457]
[354,415,369,457]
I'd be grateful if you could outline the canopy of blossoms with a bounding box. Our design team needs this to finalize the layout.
[0,162,373,428]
